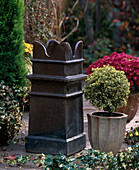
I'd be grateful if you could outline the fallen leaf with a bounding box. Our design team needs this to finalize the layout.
[4,155,16,161]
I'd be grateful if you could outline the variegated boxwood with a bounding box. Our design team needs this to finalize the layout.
[84,65,130,113]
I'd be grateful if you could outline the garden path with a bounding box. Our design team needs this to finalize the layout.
[0,98,138,169]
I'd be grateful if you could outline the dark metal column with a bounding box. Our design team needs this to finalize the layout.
[25,40,86,155]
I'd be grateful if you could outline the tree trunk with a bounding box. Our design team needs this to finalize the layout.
[80,0,94,44]
[95,0,100,39]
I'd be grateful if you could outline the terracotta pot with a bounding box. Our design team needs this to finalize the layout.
[116,93,139,122]
[87,112,127,155]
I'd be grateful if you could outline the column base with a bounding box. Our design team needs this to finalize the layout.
[25,132,86,156]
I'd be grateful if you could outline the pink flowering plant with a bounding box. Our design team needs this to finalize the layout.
[86,52,139,93]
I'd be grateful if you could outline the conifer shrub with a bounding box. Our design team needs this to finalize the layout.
[0,0,26,87]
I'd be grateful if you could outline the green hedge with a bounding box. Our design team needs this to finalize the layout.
[0,0,26,87]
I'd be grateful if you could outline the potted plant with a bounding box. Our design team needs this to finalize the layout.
[0,81,24,146]
[84,65,130,154]
[86,52,139,122]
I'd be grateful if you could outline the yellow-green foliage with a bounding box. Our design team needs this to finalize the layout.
[84,65,130,113]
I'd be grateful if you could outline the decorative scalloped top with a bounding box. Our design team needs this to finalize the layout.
[33,39,83,60]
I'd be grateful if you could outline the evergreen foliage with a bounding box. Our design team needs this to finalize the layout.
[0,0,26,87]
[84,65,130,113]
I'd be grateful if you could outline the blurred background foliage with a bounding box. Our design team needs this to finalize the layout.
[24,0,139,71]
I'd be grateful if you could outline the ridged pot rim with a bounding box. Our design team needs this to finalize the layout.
[87,111,128,119]
[129,92,139,96]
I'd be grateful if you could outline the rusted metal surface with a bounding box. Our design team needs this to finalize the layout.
[25,40,86,155]
[116,93,139,122]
